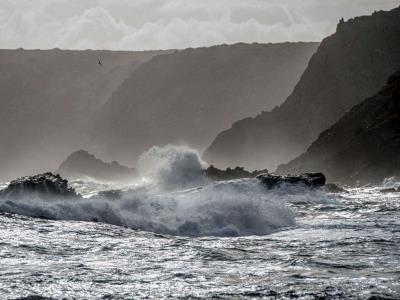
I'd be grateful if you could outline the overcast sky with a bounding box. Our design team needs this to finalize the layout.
[0,0,399,50]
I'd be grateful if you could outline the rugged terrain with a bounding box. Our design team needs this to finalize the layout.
[93,42,319,165]
[277,70,400,185]
[204,7,400,171]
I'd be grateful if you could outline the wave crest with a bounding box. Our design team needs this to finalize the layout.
[0,178,295,237]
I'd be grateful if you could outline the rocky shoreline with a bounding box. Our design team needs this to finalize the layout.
[0,171,335,202]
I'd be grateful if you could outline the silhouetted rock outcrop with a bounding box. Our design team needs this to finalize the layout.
[256,173,326,189]
[204,7,400,171]
[277,70,400,185]
[204,165,268,181]
[57,150,137,182]
[0,172,78,199]
[94,42,318,166]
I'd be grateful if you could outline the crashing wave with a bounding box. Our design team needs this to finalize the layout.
[0,178,295,237]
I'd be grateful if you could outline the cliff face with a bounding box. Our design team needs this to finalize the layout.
[93,42,319,166]
[277,71,400,185]
[57,150,137,182]
[0,49,165,180]
[203,7,400,171]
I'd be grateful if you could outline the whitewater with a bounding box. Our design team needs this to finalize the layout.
[0,146,399,299]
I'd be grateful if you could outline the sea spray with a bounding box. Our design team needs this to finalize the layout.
[0,178,295,237]
[137,145,207,190]
[0,145,303,237]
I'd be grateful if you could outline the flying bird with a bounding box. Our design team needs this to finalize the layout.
[98,59,102,66]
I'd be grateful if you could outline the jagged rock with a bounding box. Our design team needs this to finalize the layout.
[57,150,137,182]
[0,172,79,199]
[256,173,326,189]
[204,165,268,181]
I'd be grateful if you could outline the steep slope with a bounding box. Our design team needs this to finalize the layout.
[57,150,137,182]
[277,70,400,185]
[0,49,165,180]
[93,42,319,166]
[204,7,400,170]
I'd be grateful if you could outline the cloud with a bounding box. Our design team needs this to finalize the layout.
[0,0,398,50]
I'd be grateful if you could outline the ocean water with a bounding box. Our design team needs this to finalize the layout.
[0,180,399,299]
[0,146,399,299]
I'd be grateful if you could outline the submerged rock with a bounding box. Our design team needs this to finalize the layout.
[0,172,79,199]
[325,183,347,193]
[204,165,268,181]
[256,173,326,189]
[380,187,400,194]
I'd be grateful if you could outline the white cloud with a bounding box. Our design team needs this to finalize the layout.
[0,0,398,50]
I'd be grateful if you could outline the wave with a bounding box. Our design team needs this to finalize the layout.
[0,178,296,237]
[137,144,208,191]
[0,145,345,237]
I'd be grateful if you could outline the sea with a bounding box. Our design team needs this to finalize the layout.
[0,146,399,299]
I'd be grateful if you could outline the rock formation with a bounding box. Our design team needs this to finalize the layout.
[276,70,400,185]
[204,7,400,171]
[57,150,137,182]
[257,173,326,190]
[0,172,79,199]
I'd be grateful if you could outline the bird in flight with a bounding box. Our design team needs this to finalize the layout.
[98,59,102,66]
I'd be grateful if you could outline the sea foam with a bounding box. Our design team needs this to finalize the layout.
[0,145,295,237]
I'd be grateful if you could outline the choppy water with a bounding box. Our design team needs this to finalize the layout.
[0,179,399,299]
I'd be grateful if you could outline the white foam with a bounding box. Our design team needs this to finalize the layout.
[0,178,295,237]
[137,144,207,191]
[0,145,301,237]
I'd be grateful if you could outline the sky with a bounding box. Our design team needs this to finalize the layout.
[0,0,399,50]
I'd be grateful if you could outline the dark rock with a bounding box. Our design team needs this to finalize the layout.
[256,173,326,189]
[204,165,268,181]
[0,172,79,199]
[57,150,137,182]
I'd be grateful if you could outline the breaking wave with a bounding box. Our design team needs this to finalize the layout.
[0,145,300,237]
[0,178,295,237]
[137,144,207,191]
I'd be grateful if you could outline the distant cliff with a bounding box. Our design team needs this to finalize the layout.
[57,150,137,182]
[204,7,400,171]
[93,42,319,166]
[277,70,400,185]
[0,49,165,180]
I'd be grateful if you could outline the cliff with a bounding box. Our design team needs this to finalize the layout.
[0,49,165,180]
[93,42,319,166]
[203,7,400,171]
[277,70,400,185]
